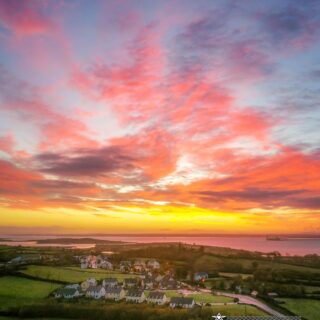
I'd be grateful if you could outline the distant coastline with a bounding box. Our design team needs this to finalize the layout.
[1,233,320,238]
[0,234,319,256]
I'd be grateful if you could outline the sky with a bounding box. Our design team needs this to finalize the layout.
[0,0,319,235]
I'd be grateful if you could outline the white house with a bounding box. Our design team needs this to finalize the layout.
[102,277,118,288]
[120,261,132,272]
[194,272,208,282]
[170,297,195,308]
[143,277,156,290]
[81,278,97,290]
[125,289,145,303]
[54,288,81,299]
[65,284,81,290]
[105,287,126,301]
[147,259,160,269]
[147,291,167,305]
[159,276,178,290]
[251,290,258,297]
[133,260,146,272]
[123,278,138,288]
[99,260,113,270]
[86,285,106,299]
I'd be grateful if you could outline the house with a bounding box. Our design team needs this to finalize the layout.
[90,259,98,269]
[251,290,258,297]
[7,256,25,265]
[139,270,153,279]
[170,297,195,308]
[147,291,167,305]
[80,255,97,269]
[80,256,89,269]
[194,272,208,282]
[123,278,138,288]
[99,259,113,270]
[126,289,145,303]
[102,277,118,288]
[81,278,97,290]
[143,276,156,289]
[105,287,126,301]
[54,288,81,299]
[268,292,279,298]
[147,259,160,269]
[96,255,113,269]
[159,276,178,289]
[86,285,106,299]
[65,284,81,290]
[134,260,146,272]
[120,261,132,272]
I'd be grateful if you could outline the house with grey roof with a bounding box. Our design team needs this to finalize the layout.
[159,276,178,290]
[133,260,146,272]
[65,284,81,290]
[147,259,160,270]
[85,285,106,299]
[123,278,138,288]
[147,291,167,305]
[194,272,208,282]
[125,289,145,303]
[81,278,97,290]
[105,287,126,301]
[54,287,81,299]
[102,277,118,288]
[169,297,195,308]
[142,275,157,289]
[120,261,132,272]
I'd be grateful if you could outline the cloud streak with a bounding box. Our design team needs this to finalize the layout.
[0,0,320,233]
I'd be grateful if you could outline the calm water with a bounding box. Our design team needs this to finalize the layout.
[0,235,319,256]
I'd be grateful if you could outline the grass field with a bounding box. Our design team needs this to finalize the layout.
[276,298,320,320]
[22,265,136,283]
[0,276,60,311]
[211,304,267,316]
[194,254,320,274]
[162,290,233,303]
[188,292,234,303]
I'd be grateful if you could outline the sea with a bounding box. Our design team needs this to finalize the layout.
[0,235,319,256]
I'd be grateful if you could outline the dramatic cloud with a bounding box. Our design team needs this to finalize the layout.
[35,146,135,178]
[0,0,319,233]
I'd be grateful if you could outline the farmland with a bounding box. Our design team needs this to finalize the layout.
[211,304,267,316]
[21,265,136,283]
[276,299,320,320]
[0,276,60,311]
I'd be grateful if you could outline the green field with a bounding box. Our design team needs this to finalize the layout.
[188,292,233,303]
[0,276,60,311]
[276,298,320,320]
[162,290,233,303]
[194,254,320,274]
[22,265,136,283]
[211,304,267,316]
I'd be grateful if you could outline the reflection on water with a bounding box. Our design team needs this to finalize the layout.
[0,240,94,249]
[0,235,319,256]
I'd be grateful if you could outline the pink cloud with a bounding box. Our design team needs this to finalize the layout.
[0,0,54,37]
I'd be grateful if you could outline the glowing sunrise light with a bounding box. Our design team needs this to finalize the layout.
[0,0,319,235]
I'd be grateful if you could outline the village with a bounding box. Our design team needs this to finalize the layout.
[53,255,209,309]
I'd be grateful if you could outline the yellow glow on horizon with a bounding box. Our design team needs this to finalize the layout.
[0,205,319,234]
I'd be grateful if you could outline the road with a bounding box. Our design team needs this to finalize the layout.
[214,291,286,317]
